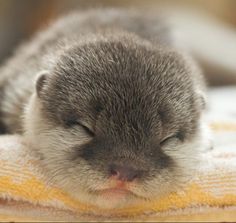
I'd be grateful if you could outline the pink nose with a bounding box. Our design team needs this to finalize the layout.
[109,164,141,182]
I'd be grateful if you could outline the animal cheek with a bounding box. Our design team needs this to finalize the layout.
[79,147,95,161]
[148,150,174,170]
[68,145,95,162]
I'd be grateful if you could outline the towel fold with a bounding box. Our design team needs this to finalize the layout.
[0,88,236,221]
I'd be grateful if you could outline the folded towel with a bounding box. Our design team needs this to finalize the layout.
[0,87,236,222]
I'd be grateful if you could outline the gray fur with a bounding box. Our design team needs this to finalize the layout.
[0,9,207,208]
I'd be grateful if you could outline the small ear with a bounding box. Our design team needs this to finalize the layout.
[35,70,49,98]
[197,91,207,110]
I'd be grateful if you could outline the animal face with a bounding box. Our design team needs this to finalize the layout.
[24,36,208,208]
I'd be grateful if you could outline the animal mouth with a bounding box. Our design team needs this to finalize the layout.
[96,187,135,201]
[89,180,149,201]
[100,188,131,195]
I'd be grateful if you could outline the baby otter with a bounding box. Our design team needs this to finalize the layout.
[0,9,209,208]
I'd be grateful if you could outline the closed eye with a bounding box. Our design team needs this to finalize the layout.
[160,134,179,146]
[78,122,95,137]
[65,119,95,137]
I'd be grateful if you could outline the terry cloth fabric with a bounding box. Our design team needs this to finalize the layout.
[0,87,236,222]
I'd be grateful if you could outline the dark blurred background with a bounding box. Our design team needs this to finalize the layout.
[1,0,236,63]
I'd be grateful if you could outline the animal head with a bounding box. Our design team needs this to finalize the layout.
[24,33,208,208]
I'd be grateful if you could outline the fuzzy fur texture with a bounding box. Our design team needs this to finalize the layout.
[0,9,208,208]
